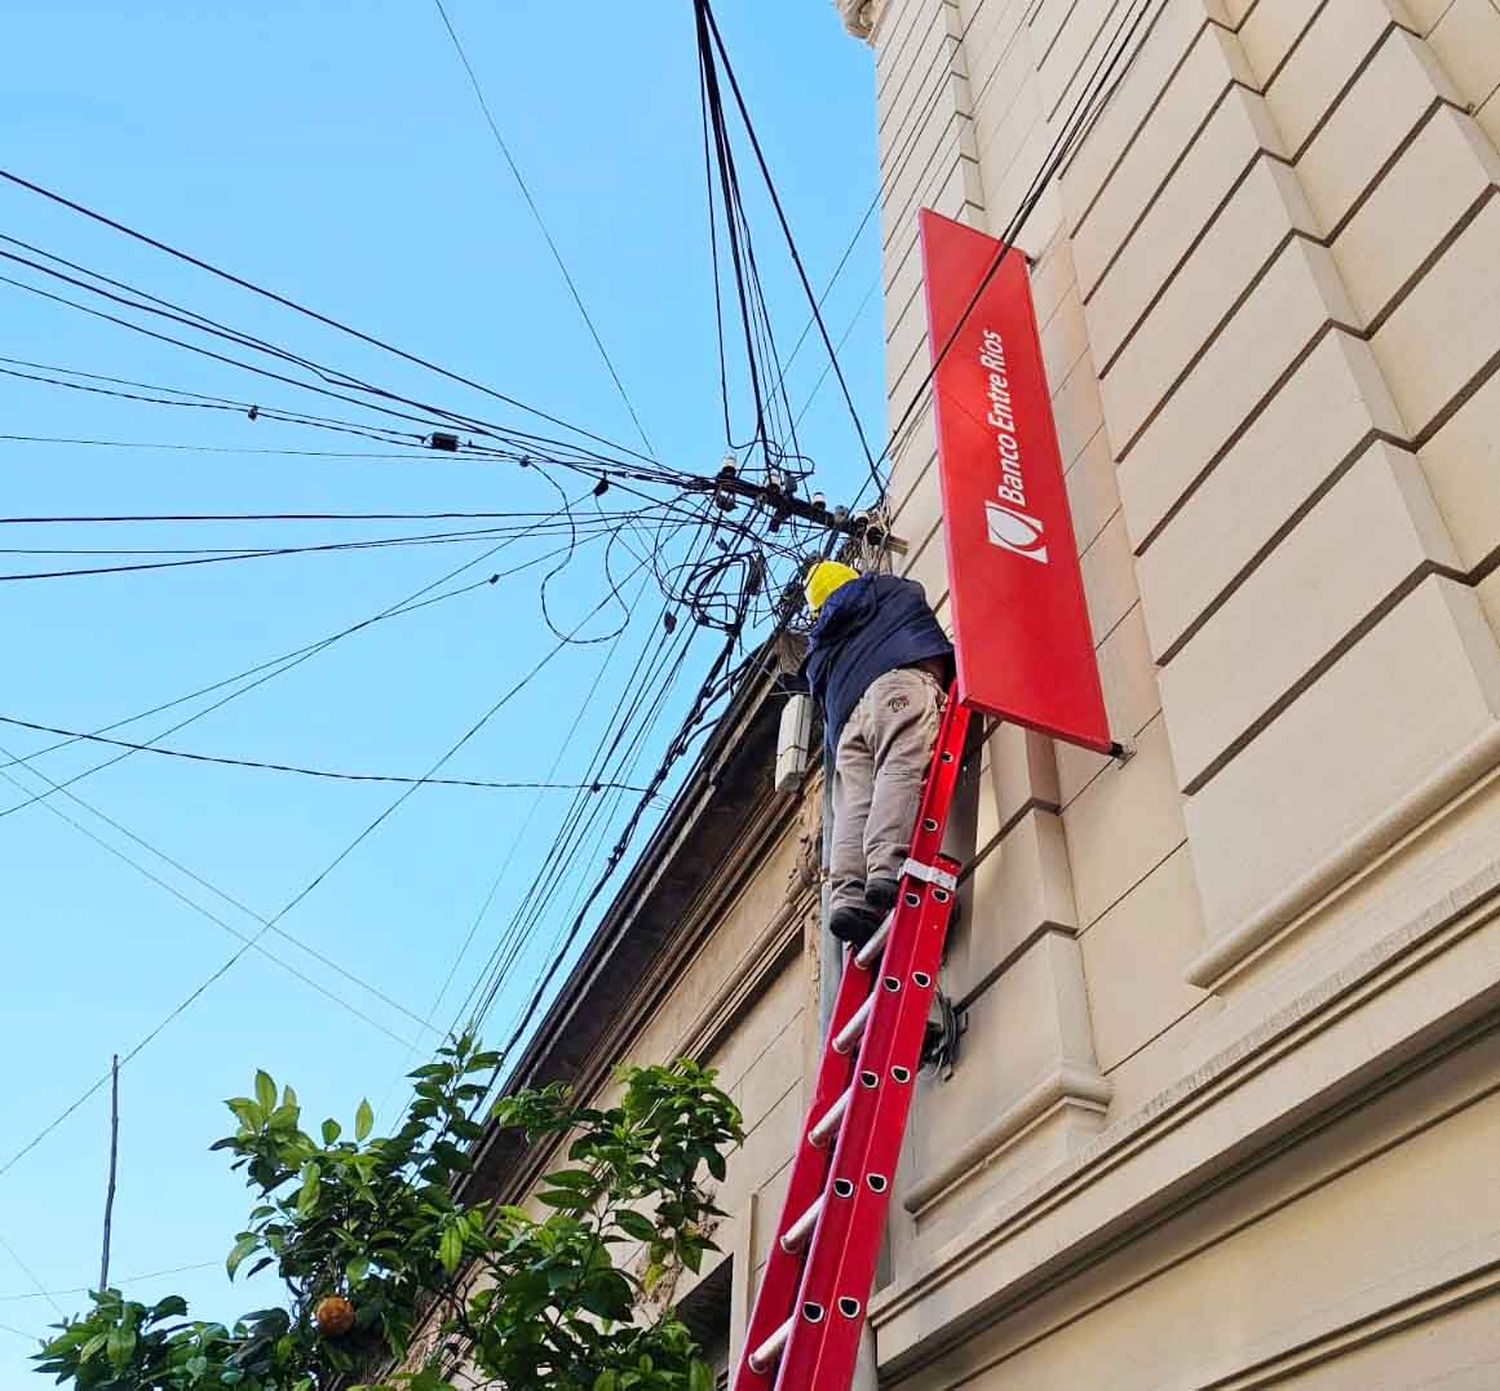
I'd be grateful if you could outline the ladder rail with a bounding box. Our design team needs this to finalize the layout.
[731,690,972,1391]
[774,860,959,1388]
[733,918,877,1385]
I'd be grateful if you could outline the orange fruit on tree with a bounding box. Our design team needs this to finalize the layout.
[313,1295,355,1338]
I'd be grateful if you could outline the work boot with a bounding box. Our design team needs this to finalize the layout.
[864,877,900,917]
[829,902,884,949]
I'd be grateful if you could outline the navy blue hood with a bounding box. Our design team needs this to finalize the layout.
[801,573,953,756]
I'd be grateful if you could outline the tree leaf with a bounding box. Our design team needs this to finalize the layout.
[105,1324,136,1368]
[593,1373,617,1391]
[254,1071,276,1113]
[355,1099,374,1141]
[297,1162,321,1216]
[226,1234,258,1279]
[537,1190,590,1209]
[321,1118,342,1146]
[577,1271,633,1322]
[614,1210,656,1242]
[688,1360,714,1391]
[438,1224,463,1274]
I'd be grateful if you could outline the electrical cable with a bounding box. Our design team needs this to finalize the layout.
[0,1259,221,1302]
[794,278,879,427]
[0,561,652,1187]
[0,1232,61,1320]
[875,0,1165,469]
[458,504,732,1050]
[0,521,614,582]
[0,508,619,526]
[0,743,431,1051]
[0,358,423,450]
[0,166,660,466]
[0,433,482,464]
[448,509,723,1042]
[429,0,657,459]
[0,353,662,476]
[0,267,583,456]
[462,606,697,1035]
[0,495,602,818]
[371,563,658,1126]
[0,272,683,483]
[0,715,655,792]
[698,0,883,496]
[479,570,756,1082]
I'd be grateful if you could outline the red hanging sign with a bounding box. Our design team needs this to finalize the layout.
[919,208,1113,754]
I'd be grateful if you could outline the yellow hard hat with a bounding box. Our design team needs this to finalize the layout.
[805,560,860,614]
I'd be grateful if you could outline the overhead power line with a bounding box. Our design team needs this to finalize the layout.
[0,266,601,463]
[0,494,615,821]
[876,0,1166,469]
[0,1231,60,1320]
[697,0,882,497]
[0,166,657,466]
[0,356,424,451]
[0,1258,221,1302]
[0,522,596,582]
[0,742,436,1050]
[0,713,654,793]
[429,0,657,459]
[0,349,650,474]
[0,433,475,464]
[463,0,1180,1098]
[0,560,652,1186]
[0,508,607,525]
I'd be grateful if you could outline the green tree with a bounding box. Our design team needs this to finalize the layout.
[34,1035,743,1391]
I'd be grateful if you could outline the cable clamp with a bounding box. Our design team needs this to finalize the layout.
[901,857,958,893]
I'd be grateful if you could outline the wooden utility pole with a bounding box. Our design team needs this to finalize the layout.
[98,1055,119,1292]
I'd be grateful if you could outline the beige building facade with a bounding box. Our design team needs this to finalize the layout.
[833,0,1500,1380]
[456,0,1500,1385]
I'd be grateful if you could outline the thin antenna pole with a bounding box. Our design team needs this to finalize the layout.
[99,1055,119,1291]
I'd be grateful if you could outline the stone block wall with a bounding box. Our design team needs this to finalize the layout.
[850,0,1500,1379]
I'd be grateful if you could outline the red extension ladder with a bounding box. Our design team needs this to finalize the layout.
[732,688,973,1391]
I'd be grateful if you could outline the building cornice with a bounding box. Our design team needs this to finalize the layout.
[836,0,881,41]
[866,853,1500,1373]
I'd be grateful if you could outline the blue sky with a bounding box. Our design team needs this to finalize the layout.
[0,0,880,1376]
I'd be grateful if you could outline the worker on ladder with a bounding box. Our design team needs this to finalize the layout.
[795,559,954,949]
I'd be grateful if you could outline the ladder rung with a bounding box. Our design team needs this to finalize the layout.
[748,1315,794,1373]
[854,910,894,968]
[808,1085,852,1148]
[832,996,873,1055]
[780,1193,825,1255]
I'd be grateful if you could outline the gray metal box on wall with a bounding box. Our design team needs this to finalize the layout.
[775,693,814,793]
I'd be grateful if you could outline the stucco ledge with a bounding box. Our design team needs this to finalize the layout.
[1187,721,1500,990]
[903,1062,1112,1216]
[835,0,883,40]
[865,854,1500,1374]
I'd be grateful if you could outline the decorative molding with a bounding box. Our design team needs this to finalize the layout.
[1209,1259,1500,1390]
[903,1061,1112,1215]
[865,852,1500,1369]
[836,0,880,41]
[1188,722,1500,988]
[680,886,818,1066]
